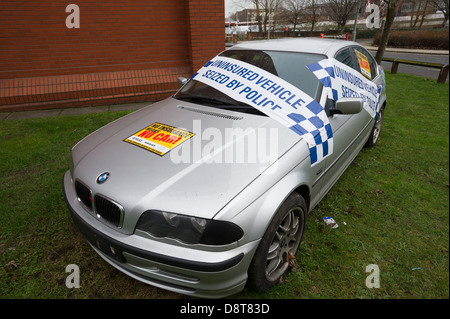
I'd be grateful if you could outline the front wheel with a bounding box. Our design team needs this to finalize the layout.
[247,192,307,292]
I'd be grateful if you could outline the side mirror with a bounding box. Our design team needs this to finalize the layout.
[177,77,188,88]
[335,97,363,115]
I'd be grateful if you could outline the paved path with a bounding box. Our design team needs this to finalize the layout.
[0,102,151,121]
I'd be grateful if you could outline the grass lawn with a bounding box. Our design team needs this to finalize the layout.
[0,73,448,299]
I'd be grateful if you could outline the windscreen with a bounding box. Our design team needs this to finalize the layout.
[220,50,324,99]
[174,49,324,115]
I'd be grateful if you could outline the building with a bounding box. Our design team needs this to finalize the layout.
[0,0,225,112]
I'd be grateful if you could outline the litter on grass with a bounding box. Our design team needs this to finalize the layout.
[323,216,338,228]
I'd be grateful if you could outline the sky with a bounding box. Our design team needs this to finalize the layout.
[224,0,233,17]
[225,0,245,18]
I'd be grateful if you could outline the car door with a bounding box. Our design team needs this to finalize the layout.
[318,47,379,196]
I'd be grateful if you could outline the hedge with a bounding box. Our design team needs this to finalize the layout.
[372,29,449,50]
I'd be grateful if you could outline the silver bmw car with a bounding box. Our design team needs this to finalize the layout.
[63,38,386,298]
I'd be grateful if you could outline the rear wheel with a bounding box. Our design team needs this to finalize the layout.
[247,192,307,292]
[365,105,385,148]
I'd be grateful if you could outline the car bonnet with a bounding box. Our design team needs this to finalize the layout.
[71,97,303,233]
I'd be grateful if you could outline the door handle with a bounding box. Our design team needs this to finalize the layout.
[316,167,323,175]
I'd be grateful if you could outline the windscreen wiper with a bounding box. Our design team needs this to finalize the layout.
[216,105,267,116]
[175,95,228,105]
[176,95,266,116]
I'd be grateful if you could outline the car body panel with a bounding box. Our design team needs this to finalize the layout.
[63,38,386,298]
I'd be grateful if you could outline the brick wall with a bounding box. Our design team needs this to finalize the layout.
[0,0,225,112]
[185,0,226,72]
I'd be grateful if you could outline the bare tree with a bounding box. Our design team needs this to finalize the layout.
[254,0,264,32]
[247,0,277,32]
[279,0,321,33]
[323,0,358,33]
[283,0,305,32]
[409,0,434,27]
[431,0,449,27]
[306,0,321,33]
[262,0,284,32]
[375,0,399,64]
[294,0,322,33]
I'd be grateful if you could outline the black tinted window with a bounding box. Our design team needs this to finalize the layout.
[335,48,357,71]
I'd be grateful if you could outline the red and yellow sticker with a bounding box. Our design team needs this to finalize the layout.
[355,50,372,79]
[124,122,194,156]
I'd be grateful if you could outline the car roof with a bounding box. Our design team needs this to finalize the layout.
[229,38,362,58]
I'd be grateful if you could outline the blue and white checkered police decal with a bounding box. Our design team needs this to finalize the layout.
[191,56,333,166]
[307,58,382,120]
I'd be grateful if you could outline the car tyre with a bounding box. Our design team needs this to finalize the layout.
[365,105,385,148]
[247,192,307,292]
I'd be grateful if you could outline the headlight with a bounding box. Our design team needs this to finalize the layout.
[135,210,243,245]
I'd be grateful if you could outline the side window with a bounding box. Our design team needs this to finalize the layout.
[353,47,378,80]
[335,48,357,71]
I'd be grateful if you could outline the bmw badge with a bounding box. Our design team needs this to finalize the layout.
[96,172,110,184]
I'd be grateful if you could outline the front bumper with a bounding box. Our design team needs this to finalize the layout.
[63,170,260,298]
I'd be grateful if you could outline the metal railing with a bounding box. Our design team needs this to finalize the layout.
[382,57,449,83]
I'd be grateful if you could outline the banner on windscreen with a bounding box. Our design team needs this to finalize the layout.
[191,56,333,166]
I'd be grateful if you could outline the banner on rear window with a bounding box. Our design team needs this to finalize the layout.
[191,57,333,166]
[307,58,382,120]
